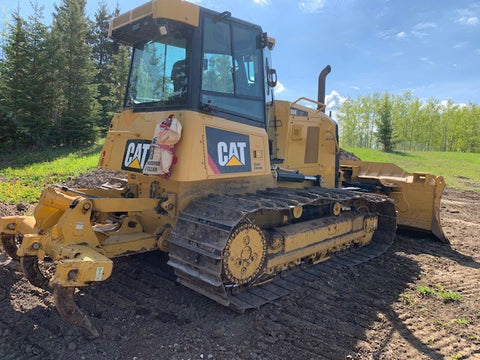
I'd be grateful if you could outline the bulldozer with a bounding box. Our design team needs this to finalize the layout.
[0,0,446,337]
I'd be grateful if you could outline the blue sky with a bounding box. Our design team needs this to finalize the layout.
[2,0,480,105]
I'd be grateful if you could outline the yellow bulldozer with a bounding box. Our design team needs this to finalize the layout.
[0,0,446,337]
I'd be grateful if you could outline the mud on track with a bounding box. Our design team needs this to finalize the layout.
[0,176,479,360]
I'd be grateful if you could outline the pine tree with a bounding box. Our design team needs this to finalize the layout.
[375,93,395,152]
[104,44,131,117]
[0,8,9,61]
[90,1,119,132]
[22,2,53,148]
[0,10,29,149]
[51,0,99,146]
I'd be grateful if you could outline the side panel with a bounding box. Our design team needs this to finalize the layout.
[272,100,338,188]
[99,110,271,182]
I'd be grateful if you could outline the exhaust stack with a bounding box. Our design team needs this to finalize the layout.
[317,65,331,111]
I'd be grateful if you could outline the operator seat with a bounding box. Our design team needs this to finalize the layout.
[171,60,188,95]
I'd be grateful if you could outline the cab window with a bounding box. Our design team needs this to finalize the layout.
[201,15,265,127]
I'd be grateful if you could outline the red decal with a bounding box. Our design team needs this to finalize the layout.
[208,154,221,174]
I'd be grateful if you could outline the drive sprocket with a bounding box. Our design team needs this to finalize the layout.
[222,223,266,285]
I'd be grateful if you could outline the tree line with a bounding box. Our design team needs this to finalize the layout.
[0,0,130,150]
[337,91,480,153]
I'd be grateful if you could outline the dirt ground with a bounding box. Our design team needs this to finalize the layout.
[0,172,479,360]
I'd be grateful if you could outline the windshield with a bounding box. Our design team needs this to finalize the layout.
[126,26,190,108]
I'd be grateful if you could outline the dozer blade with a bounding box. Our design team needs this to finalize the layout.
[54,286,99,338]
[340,160,447,243]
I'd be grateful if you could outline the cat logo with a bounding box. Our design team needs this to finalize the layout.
[122,140,151,173]
[206,127,251,174]
[217,142,247,167]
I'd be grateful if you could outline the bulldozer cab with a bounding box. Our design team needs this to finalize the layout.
[111,4,272,129]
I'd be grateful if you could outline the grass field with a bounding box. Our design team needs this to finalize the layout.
[0,144,478,204]
[0,144,102,204]
[345,147,480,192]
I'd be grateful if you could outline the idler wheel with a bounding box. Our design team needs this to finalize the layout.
[222,223,266,285]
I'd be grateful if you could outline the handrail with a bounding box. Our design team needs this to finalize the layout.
[325,130,340,155]
[291,97,326,113]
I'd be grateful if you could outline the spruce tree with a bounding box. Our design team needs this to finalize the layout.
[0,8,8,61]
[51,0,99,146]
[104,44,131,117]
[90,1,118,131]
[375,93,395,152]
[22,2,53,148]
[0,10,29,149]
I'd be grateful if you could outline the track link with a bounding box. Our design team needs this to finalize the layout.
[168,187,397,311]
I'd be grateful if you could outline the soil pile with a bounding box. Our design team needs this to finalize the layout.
[339,149,361,161]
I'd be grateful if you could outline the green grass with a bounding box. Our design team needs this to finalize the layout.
[1,144,478,203]
[345,147,480,191]
[0,144,102,204]
[399,292,414,305]
[435,319,450,328]
[439,291,463,303]
[456,317,471,326]
[417,285,436,297]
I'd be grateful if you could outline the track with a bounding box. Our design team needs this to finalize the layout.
[168,187,396,311]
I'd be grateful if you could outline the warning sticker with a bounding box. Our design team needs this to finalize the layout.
[95,267,104,281]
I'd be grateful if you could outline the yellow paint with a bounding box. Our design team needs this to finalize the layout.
[340,160,446,241]
[109,0,200,40]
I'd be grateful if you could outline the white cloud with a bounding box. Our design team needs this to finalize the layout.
[350,86,360,91]
[253,0,271,6]
[274,81,286,95]
[410,22,437,39]
[412,22,437,30]
[456,7,480,26]
[378,29,408,41]
[298,0,327,13]
[377,29,396,40]
[440,99,467,109]
[453,41,468,49]
[457,16,479,25]
[420,57,435,66]
[380,22,437,41]
[325,90,346,116]
[411,31,428,39]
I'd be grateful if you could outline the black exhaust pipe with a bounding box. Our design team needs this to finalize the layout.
[317,65,331,111]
